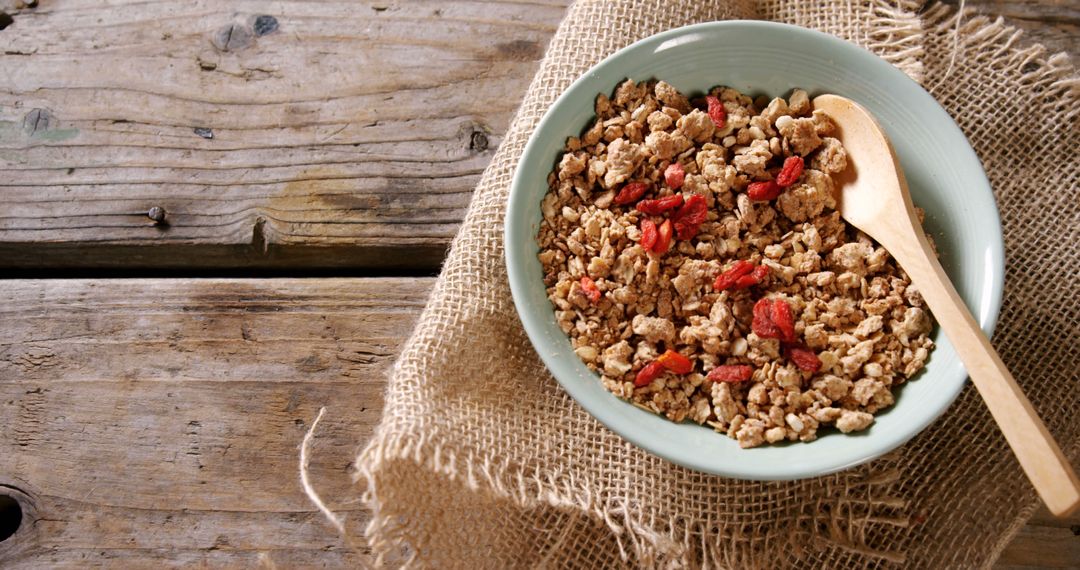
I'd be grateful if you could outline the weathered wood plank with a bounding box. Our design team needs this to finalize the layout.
[0,278,435,567]
[0,0,569,269]
[0,277,1075,567]
[0,0,1074,270]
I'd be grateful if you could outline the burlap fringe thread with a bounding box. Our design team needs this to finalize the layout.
[297,1,1079,568]
[921,4,1079,121]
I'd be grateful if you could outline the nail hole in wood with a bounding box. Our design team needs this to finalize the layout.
[0,494,22,542]
[0,13,14,31]
[469,130,489,152]
[148,206,167,225]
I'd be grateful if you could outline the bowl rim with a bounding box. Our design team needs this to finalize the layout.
[505,20,1004,480]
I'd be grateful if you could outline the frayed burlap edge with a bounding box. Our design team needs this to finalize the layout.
[922,5,1079,120]
[357,431,916,567]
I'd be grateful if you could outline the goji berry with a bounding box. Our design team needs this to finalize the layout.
[580,276,601,304]
[657,349,693,374]
[786,343,822,372]
[751,297,782,339]
[640,218,657,251]
[707,365,754,383]
[752,297,772,321]
[770,298,796,342]
[746,180,782,201]
[664,162,685,189]
[776,156,804,187]
[733,265,769,289]
[671,194,707,240]
[613,181,648,205]
[713,260,755,291]
[635,361,666,387]
[636,194,683,215]
[705,95,727,129]
[653,219,673,254]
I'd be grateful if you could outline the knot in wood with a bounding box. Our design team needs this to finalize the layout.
[0,485,29,544]
[211,23,253,52]
[22,108,52,135]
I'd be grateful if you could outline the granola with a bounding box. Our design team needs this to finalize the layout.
[537,80,935,448]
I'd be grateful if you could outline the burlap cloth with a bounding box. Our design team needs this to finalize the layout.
[351,1,1080,567]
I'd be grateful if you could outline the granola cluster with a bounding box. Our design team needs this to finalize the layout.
[537,80,935,448]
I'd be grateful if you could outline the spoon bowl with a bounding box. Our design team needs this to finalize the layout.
[812,95,918,246]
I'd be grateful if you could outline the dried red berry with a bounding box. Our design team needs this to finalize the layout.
[635,361,666,387]
[707,365,754,383]
[786,343,822,372]
[657,350,693,374]
[746,180,782,201]
[664,162,686,189]
[636,194,683,215]
[713,260,755,291]
[771,299,796,342]
[705,95,727,129]
[653,219,673,254]
[751,297,782,339]
[613,181,648,205]
[733,265,769,289]
[671,194,707,240]
[580,276,601,304]
[640,218,657,251]
[776,156,804,187]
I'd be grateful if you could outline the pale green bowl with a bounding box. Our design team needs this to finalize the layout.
[505,21,1003,480]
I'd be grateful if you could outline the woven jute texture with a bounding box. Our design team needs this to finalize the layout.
[353,1,1080,567]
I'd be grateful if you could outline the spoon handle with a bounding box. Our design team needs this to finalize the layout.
[890,230,1080,517]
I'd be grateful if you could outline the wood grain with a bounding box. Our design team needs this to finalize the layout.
[0,278,433,567]
[0,278,1074,567]
[0,0,568,270]
[0,0,1074,270]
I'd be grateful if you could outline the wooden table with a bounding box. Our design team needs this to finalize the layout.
[0,1,1076,567]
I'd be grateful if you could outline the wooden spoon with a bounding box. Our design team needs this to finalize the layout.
[813,94,1080,517]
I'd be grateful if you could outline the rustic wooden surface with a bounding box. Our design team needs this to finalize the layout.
[0,279,1077,568]
[0,0,1077,568]
[0,0,569,270]
[0,279,431,567]
[0,0,1074,270]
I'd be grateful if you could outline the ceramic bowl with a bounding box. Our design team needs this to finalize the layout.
[505,21,1003,480]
